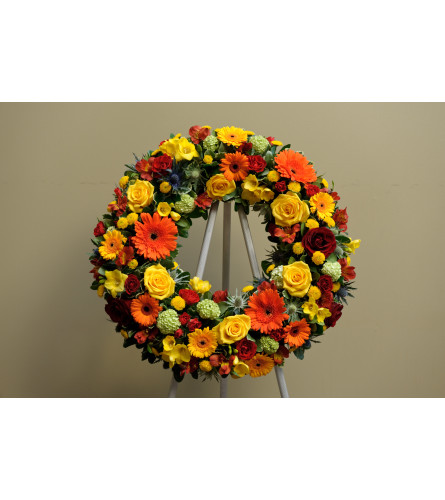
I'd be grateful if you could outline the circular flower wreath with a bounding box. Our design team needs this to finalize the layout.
[89,125,361,383]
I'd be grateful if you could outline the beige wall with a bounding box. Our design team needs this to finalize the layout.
[1,102,444,397]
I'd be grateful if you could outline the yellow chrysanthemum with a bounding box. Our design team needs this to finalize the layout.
[271,140,283,146]
[310,192,335,220]
[242,285,254,293]
[332,282,341,292]
[128,259,138,270]
[160,182,172,193]
[266,264,275,274]
[126,213,139,225]
[288,181,301,193]
[99,230,127,260]
[188,327,218,358]
[104,269,128,298]
[292,242,304,255]
[203,155,213,164]
[267,170,280,182]
[199,360,213,372]
[119,176,129,188]
[117,217,128,229]
[97,285,105,297]
[312,251,326,265]
[171,296,186,311]
[157,202,171,217]
[217,126,248,147]
[305,218,319,229]
[245,130,255,136]
[307,286,322,301]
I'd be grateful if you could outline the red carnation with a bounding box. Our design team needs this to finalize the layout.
[124,274,140,295]
[274,181,287,193]
[325,302,343,328]
[302,227,337,257]
[94,221,106,237]
[317,275,333,294]
[194,192,213,209]
[178,289,200,305]
[187,318,202,332]
[174,328,184,339]
[333,207,348,232]
[238,142,253,154]
[135,158,155,181]
[269,328,285,341]
[305,184,320,197]
[235,338,257,360]
[212,290,228,303]
[189,125,210,144]
[248,155,267,173]
[152,154,172,177]
[179,312,191,326]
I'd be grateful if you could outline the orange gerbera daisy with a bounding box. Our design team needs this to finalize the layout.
[283,318,311,348]
[219,152,250,181]
[187,327,218,358]
[245,288,289,334]
[245,354,275,377]
[217,126,248,147]
[131,293,161,326]
[99,230,127,260]
[274,149,317,184]
[133,212,178,260]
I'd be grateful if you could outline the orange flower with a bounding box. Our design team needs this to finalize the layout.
[274,149,317,184]
[131,293,161,326]
[283,318,311,348]
[133,212,178,261]
[99,230,127,260]
[245,354,275,377]
[219,152,250,181]
[245,288,289,334]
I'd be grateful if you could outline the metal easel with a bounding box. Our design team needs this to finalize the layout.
[167,201,289,398]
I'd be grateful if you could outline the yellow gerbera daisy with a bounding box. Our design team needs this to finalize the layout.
[309,192,335,221]
[99,230,127,260]
[245,354,275,378]
[217,126,248,147]
[187,327,218,358]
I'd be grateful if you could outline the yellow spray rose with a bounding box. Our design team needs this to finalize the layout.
[270,191,310,227]
[214,315,251,344]
[189,277,211,294]
[144,263,175,300]
[206,174,236,200]
[127,179,154,213]
[282,261,312,297]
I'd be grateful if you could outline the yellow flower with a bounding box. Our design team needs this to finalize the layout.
[321,178,329,188]
[345,239,361,254]
[242,285,254,293]
[288,181,301,193]
[104,269,128,298]
[203,155,213,164]
[163,336,176,352]
[307,286,322,300]
[175,137,200,162]
[126,212,138,225]
[128,259,138,270]
[160,137,180,157]
[271,140,283,146]
[97,285,105,297]
[99,230,126,260]
[160,182,172,193]
[170,211,181,221]
[214,315,251,344]
[242,174,259,192]
[161,344,191,368]
[120,330,128,339]
[302,298,319,321]
[199,360,213,372]
[171,296,186,311]
[127,179,154,213]
[172,261,179,269]
[305,218,319,229]
[241,188,261,205]
[156,201,171,217]
[144,264,175,300]
[188,328,218,358]
[312,251,326,265]
[117,217,128,229]
[310,192,335,221]
[232,361,250,378]
[282,261,312,297]
[119,176,129,188]
[270,191,310,227]
[245,130,255,136]
[151,149,161,156]
[217,126,248,147]
[292,242,304,255]
[332,282,341,292]
[206,174,236,200]
[107,201,116,213]
[324,216,335,227]
[258,186,274,202]
[189,277,211,294]
[267,170,280,182]
[316,308,332,324]
[266,264,275,273]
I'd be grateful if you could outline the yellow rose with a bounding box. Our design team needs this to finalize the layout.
[206,174,236,200]
[214,315,251,344]
[127,179,154,213]
[282,261,312,297]
[189,277,211,294]
[270,191,309,227]
[144,263,175,300]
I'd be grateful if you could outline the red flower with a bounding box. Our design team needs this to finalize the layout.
[302,227,337,257]
[325,302,343,328]
[235,338,257,360]
[174,328,184,339]
[339,258,356,281]
[135,158,155,181]
[273,224,300,244]
[209,354,224,367]
[212,290,228,303]
[257,280,277,292]
[179,289,200,305]
[219,363,231,375]
[317,275,333,294]
[124,274,140,295]
[321,188,340,201]
[108,188,127,217]
[189,125,210,144]
[277,345,290,358]
[274,181,287,193]
[238,142,253,154]
[248,155,267,173]
[266,136,275,144]
[269,328,285,341]
[187,318,202,332]
[152,154,172,177]
[179,312,190,326]
[116,245,134,267]
[134,331,148,344]
[104,297,132,325]
[185,357,200,373]
[333,207,348,232]
[94,221,106,237]
[305,184,320,197]
[147,327,159,341]
[318,291,333,309]
[194,192,213,209]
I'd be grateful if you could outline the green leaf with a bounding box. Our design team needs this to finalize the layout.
[327,253,337,263]
[288,256,296,264]
[293,347,305,360]
[176,218,190,229]
[247,333,256,342]
[202,291,212,300]
[98,267,106,276]
[335,235,350,244]
[218,302,228,315]
[222,191,236,201]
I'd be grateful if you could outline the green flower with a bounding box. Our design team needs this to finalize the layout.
[196,299,220,320]
[257,336,279,354]
[270,265,284,289]
[250,135,270,155]
[156,309,181,335]
[203,135,219,152]
[321,261,342,281]
[174,194,195,214]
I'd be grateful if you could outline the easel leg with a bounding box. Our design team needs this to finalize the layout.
[168,376,178,398]
[220,202,231,398]
[274,366,289,398]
